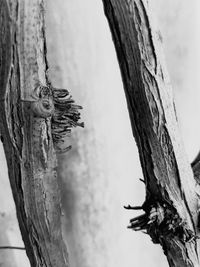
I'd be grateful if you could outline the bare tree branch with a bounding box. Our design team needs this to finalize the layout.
[102,0,200,266]
[0,0,83,266]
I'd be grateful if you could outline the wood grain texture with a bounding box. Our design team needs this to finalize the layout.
[102,0,200,266]
[0,0,69,266]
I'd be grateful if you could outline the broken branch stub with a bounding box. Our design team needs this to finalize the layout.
[30,83,84,153]
[52,87,84,153]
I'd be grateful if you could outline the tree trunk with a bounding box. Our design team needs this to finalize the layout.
[102,0,200,266]
[0,0,82,266]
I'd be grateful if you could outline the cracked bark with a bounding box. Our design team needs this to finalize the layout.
[102,0,200,266]
[0,0,71,266]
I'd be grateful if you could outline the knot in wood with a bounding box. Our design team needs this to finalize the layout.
[31,85,54,118]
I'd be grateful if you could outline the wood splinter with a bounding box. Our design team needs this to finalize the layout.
[52,87,84,152]
[124,205,143,210]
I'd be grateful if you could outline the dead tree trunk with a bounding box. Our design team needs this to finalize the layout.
[0,0,82,266]
[102,0,200,266]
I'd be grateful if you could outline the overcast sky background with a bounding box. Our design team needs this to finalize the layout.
[0,1,200,267]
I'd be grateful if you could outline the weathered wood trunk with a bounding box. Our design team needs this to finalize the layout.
[102,0,200,266]
[0,0,72,266]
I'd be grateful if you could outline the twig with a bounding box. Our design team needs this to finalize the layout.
[124,205,143,210]
[0,246,25,250]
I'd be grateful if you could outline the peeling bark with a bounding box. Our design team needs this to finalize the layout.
[0,0,82,266]
[102,0,200,266]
